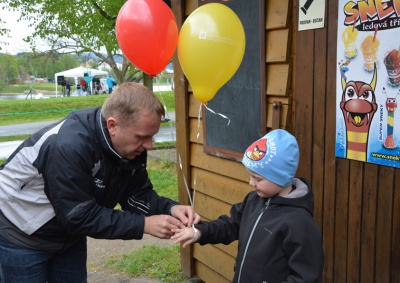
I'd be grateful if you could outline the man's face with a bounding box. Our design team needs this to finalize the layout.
[107,110,161,160]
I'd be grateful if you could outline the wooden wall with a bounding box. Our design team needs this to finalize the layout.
[172,0,294,282]
[294,0,400,283]
[172,0,400,282]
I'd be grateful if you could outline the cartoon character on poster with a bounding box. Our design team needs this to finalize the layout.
[338,63,378,162]
[336,0,400,168]
[382,87,399,149]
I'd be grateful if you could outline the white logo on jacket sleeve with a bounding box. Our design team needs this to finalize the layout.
[94,178,105,189]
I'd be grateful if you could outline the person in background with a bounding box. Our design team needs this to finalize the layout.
[107,75,116,94]
[65,80,71,97]
[172,129,324,283]
[94,82,102,95]
[80,78,87,92]
[0,82,200,282]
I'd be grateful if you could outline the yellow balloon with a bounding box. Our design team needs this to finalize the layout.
[178,3,246,103]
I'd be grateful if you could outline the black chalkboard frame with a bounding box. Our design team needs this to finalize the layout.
[200,0,266,162]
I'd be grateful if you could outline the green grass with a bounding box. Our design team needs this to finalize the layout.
[0,96,108,125]
[0,92,175,126]
[0,83,57,93]
[106,245,188,283]
[148,159,178,201]
[152,141,176,148]
[0,135,31,142]
[0,82,173,94]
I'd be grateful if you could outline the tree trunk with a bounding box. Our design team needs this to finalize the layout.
[143,73,153,91]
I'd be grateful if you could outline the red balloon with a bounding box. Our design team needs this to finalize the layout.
[116,0,178,76]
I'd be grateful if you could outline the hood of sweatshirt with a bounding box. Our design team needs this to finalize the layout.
[270,177,314,216]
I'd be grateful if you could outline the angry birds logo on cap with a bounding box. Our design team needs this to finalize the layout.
[245,138,267,161]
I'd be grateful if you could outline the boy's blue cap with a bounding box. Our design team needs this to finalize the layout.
[242,129,299,187]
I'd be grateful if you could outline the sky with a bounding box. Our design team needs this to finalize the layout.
[0,6,44,54]
[0,6,105,55]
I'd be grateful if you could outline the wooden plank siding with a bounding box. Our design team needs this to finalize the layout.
[173,0,295,281]
[293,0,400,283]
[393,172,400,283]
[171,0,193,276]
[173,0,400,282]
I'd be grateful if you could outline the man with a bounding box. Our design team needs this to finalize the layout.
[107,75,116,94]
[0,82,199,282]
[65,80,71,97]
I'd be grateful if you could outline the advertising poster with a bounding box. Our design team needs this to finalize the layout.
[336,0,400,168]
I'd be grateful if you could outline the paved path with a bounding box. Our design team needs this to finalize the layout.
[0,120,59,137]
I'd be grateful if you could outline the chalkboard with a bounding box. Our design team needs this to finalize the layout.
[201,0,266,161]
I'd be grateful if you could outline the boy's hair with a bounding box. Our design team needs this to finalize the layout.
[101,82,165,124]
[242,129,299,187]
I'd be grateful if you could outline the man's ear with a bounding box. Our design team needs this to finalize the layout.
[107,117,117,136]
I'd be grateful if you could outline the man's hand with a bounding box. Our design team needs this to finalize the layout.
[170,205,200,227]
[144,215,184,239]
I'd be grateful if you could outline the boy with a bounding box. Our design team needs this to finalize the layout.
[172,129,324,283]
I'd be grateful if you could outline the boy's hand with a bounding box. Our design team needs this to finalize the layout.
[171,226,201,248]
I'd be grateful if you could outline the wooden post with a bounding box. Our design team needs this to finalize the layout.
[171,0,194,278]
[272,101,282,129]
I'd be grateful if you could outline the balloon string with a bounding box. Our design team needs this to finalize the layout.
[204,104,231,126]
[178,153,194,208]
[192,103,203,208]
[177,103,203,209]
[197,103,202,139]
[153,77,192,206]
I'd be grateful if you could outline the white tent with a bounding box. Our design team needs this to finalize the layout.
[54,66,108,97]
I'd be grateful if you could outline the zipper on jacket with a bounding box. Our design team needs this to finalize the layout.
[237,198,271,283]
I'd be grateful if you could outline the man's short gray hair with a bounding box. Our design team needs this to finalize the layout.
[102,82,165,124]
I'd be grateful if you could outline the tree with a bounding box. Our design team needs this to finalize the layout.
[45,54,78,79]
[0,15,9,51]
[0,0,147,85]
[0,54,19,84]
[57,54,80,72]
[16,53,44,79]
